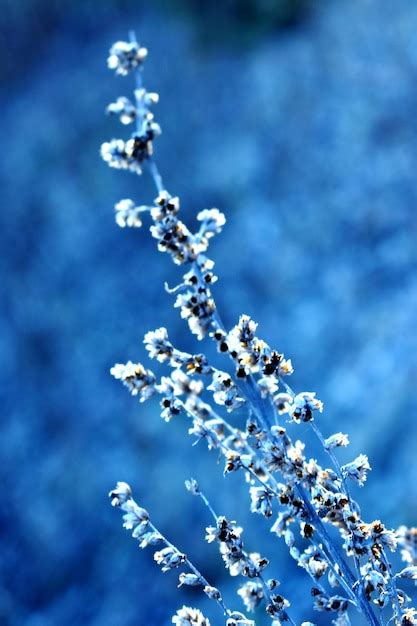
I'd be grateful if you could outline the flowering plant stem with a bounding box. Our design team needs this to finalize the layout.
[104,32,416,626]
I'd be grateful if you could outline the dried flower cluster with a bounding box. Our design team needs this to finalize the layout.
[103,34,417,626]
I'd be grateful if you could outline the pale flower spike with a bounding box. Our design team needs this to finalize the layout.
[103,33,416,626]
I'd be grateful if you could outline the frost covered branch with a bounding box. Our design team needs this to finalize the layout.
[102,34,417,626]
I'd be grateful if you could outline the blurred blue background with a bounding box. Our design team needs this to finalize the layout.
[1,1,417,624]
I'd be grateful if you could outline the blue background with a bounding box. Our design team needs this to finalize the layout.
[1,1,417,624]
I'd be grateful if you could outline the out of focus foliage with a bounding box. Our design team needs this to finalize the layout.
[1,1,416,625]
[1,0,309,84]
[160,0,311,44]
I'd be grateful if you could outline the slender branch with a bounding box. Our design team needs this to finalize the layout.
[309,420,364,581]
[149,520,230,616]
[148,157,164,193]
[194,485,297,626]
[380,547,402,622]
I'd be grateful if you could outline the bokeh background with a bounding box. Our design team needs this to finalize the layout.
[1,1,417,624]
